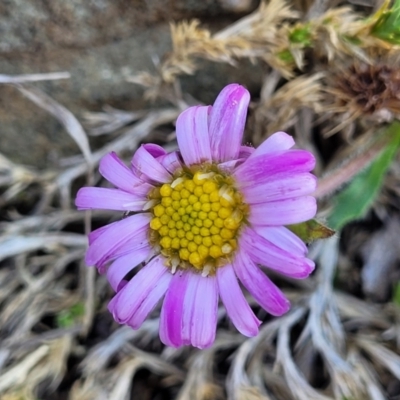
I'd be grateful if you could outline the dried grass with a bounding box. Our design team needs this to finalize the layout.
[1,1,400,399]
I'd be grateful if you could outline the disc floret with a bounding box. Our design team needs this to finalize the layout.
[149,168,247,276]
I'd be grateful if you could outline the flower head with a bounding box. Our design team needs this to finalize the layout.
[75,84,317,349]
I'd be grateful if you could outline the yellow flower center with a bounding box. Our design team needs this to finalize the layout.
[149,169,248,276]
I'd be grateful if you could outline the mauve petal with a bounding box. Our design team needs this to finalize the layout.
[234,150,316,187]
[218,146,254,172]
[157,151,183,174]
[85,213,151,266]
[217,265,260,336]
[241,227,315,278]
[233,249,290,316]
[249,196,317,226]
[184,273,218,349]
[254,225,307,257]
[239,145,255,159]
[176,106,212,166]
[106,245,152,292]
[99,152,152,195]
[75,187,146,211]
[209,84,250,163]
[218,159,244,173]
[113,256,168,323]
[218,145,256,173]
[88,223,113,245]
[131,144,171,184]
[103,226,149,264]
[159,271,190,347]
[144,143,167,158]
[107,295,118,317]
[242,173,317,204]
[181,273,198,346]
[248,132,295,160]
[127,270,172,329]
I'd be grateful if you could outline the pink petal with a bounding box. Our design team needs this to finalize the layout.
[242,173,317,204]
[112,255,168,323]
[218,146,254,172]
[159,271,190,347]
[176,106,212,166]
[85,213,151,267]
[248,132,295,159]
[248,196,317,226]
[157,151,183,174]
[241,227,315,278]
[106,245,152,292]
[209,84,250,163]
[217,265,261,336]
[233,249,290,316]
[254,225,307,257]
[181,273,199,346]
[131,144,171,184]
[99,152,152,195]
[239,145,255,159]
[218,159,244,173]
[143,143,167,158]
[126,270,172,329]
[182,273,218,349]
[107,295,118,316]
[102,225,149,263]
[75,187,146,211]
[234,150,316,187]
[88,223,113,245]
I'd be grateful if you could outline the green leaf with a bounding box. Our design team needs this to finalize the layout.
[289,24,312,46]
[371,0,400,44]
[56,302,85,328]
[342,35,362,46]
[393,281,400,306]
[277,49,295,63]
[328,122,400,230]
[287,219,335,242]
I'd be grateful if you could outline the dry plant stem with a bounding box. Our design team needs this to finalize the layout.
[0,72,70,83]
[0,345,49,393]
[80,322,160,375]
[16,85,92,166]
[46,109,179,212]
[108,346,184,400]
[227,319,282,400]
[276,308,331,400]
[335,292,390,330]
[254,73,324,142]
[360,217,400,300]
[347,349,386,400]
[130,0,298,93]
[0,233,87,262]
[356,337,400,381]
[5,326,82,353]
[176,338,239,400]
[72,329,184,400]
[314,136,388,199]
[84,107,148,136]
[82,209,95,336]
[82,153,95,335]
[247,357,274,400]
[307,237,364,399]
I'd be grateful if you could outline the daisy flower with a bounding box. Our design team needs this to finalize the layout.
[75,84,317,349]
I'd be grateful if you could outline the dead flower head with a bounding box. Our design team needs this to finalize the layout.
[336,63,400,116]
[325,62,400,137]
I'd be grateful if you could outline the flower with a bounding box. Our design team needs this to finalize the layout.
[75,84,317,349]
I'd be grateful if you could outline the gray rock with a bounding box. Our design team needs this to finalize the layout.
[0,0,260,167]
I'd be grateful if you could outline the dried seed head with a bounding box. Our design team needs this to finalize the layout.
[334,63,400,117]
